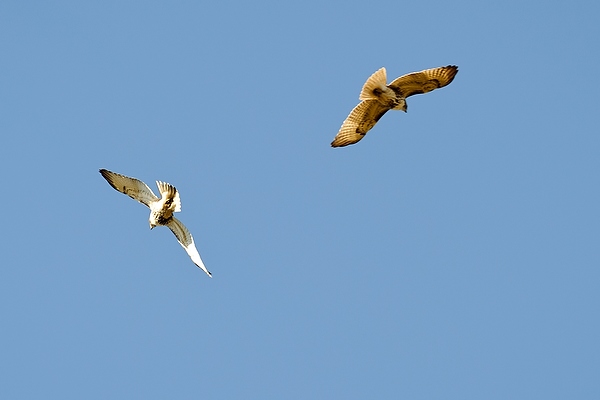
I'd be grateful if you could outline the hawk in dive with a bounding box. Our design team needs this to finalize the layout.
[99,169,212,277]
[330,65,458,147]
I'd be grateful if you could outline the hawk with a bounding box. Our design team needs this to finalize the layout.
[99,169,212,277]
[331,65,458,147]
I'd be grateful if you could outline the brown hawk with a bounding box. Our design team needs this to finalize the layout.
[331,65,458,147]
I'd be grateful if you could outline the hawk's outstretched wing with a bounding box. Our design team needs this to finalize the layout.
[100,169,158,207]
[388,65,458,98]
[166,217,212,277]
[331,100,390,147]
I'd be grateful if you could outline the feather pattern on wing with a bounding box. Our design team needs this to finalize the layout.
[99,169,158,207]
[166,217,212,277]
[388,65,458,98]
[331,100,390,147]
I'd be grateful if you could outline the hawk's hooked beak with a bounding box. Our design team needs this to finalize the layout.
[150,223,156,230]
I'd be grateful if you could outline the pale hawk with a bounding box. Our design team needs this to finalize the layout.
[99,169,212,277]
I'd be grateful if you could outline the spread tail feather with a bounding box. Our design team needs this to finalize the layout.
[156,181,182,212]
[359,67,388,101]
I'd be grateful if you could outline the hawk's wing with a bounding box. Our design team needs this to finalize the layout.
[100,169,159,207]
[166,217,212,277]
[331,100,390,147]
[388,65,458,98]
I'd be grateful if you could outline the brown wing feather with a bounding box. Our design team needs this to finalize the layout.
[388,65,458,98]
[331,100,390,147]
[99,169,159,207]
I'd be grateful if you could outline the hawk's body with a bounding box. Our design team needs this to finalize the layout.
[331,65,458,147]
[99,169,212,277]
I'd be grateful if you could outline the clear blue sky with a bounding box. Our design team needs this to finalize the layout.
[1,1,599,398]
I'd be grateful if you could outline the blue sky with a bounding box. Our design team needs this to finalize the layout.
[1,1,599,398]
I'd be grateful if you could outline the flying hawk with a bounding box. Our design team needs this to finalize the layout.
[99,169,212,277]
[331,65,458,147]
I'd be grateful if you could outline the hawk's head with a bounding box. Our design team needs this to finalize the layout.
[393,98,407,112]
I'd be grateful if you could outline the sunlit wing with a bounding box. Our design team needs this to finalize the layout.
[388,65,458,98]
[166,217,212,277]
[99,169,158,207]
[331,100,390,147]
